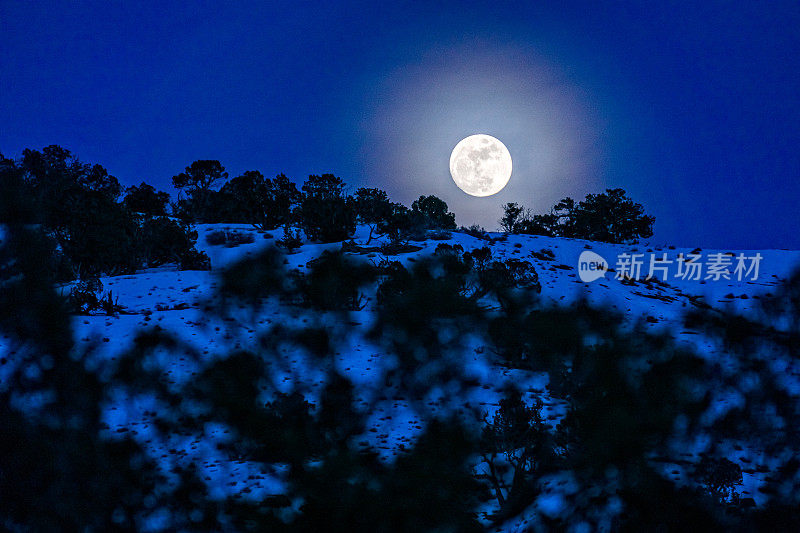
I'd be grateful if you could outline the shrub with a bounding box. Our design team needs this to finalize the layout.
[376,253,476,316]
[695,456,743,503]
[378,204,427,244]
[172,189,228,223]
[205,229,255,247]
[179,248,211,271]
[136,217,200,267]
[98,290,124,316]
[480,390,553,518]
[205,230,228,246]
[12,147,158,278]
[218,248,295,308]
[0,154,38,223]
[479,259,541,298]
[67,278,103,314]
[499,203,525,233]
[570,189,655,243]
[530,248,555,261]
[276,225,303,252]
[460,224,489,240]
[513,213,558,236]
[428,230,452,240]
[299,251,376,310]
[67,278,124,315]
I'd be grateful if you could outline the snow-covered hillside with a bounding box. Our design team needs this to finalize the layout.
[62,224,800,529]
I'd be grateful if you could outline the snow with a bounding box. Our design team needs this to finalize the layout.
[8,223,799,528]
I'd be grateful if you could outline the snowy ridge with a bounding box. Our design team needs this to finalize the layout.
[55,224,800,529]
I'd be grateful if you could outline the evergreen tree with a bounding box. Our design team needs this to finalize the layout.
[297,174,356,242]
[505,189,654,243]
[220,171,300,228]
[123,182,171,217]
[171,160,228,222]
[411,194,456,230]
[353,187,393,243]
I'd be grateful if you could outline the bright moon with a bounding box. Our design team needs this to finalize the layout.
[449,134,512,197]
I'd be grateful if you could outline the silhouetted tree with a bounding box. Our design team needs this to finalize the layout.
[513,212,558,236]
[50,186,138,278]
[123,182,171,216]
[571,188,654,243]
[506,189,654,243]
[377,203,424,244]
[172,159,227,193]
[20,146,122,225]
[480,390,555,520]
[297,174,356,242]
[353,187,393,243]
[411,194,456,230]
[135,217,201,268]
[22,145,122,201]
[220,171,300,228]
[172,160,228,222]
[0,153,37,223]
[500,202,525,233]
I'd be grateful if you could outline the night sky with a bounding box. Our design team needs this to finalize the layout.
[2,1,799,249]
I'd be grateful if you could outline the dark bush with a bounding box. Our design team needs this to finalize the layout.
[571,189,655,243]
[480,390,554,519]
[500,202,525,233]
[695,456,743,503]
[12,147,136,278]
[172,188,228,223]
[54,187,139,278]
[218,248,294,307]
[377,203,426,244]
[299,251,376,310]
[179,248,211,271]
[136,217,200,267]
[67,278,104,314]
[205,229,255,247]
[428,229,452,240]
[0,154,38,223]
[21,146,123,221]
[276,225,303,252]
[459,224,489,240]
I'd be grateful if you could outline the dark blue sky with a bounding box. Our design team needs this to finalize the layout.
[2,1,799,248]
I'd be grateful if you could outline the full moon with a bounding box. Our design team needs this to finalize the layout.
[449,134,512,197]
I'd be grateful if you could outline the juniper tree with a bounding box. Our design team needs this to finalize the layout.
[297,174,356,242]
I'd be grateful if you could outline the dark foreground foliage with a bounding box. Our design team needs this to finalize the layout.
[3,218,800,530]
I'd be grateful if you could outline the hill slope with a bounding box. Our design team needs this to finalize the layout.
[61,224,800,528]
